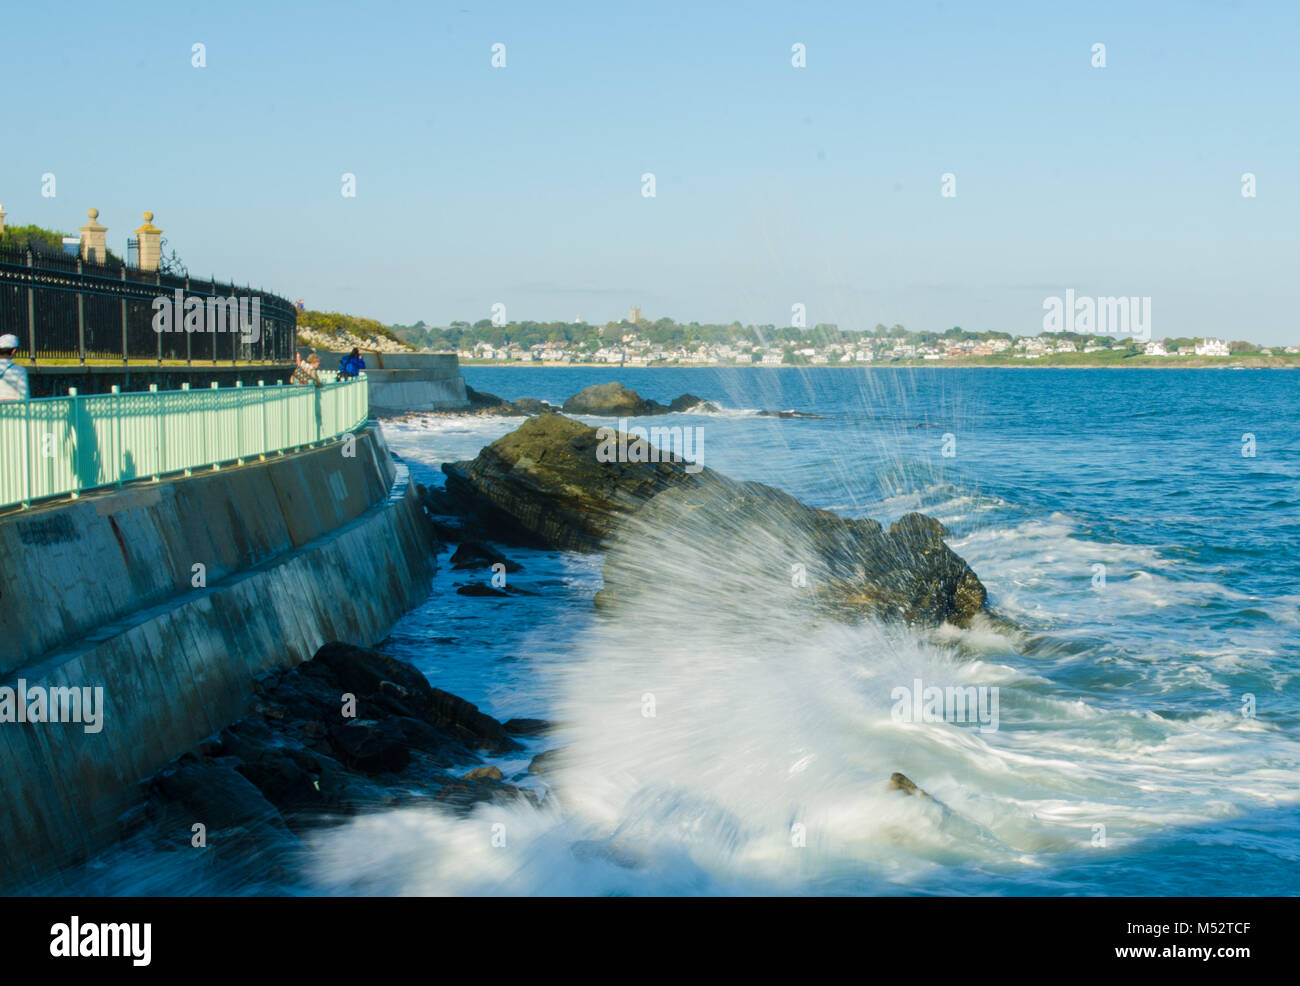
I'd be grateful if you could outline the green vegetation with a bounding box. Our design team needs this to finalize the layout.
[296,309,407,345]
[0,223,124,264]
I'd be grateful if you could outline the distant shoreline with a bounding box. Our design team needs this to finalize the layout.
[456,358,1300,370]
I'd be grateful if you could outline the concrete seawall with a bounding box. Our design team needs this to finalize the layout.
[0,425,436,886]
[321,352,469,413]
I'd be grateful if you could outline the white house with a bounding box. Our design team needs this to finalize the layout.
[1144,340,1168,356]
[1195,338,1230,357]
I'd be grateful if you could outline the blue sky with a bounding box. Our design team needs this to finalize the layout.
[3,1,1297,342]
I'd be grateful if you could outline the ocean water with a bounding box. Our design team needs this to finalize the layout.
[54,367,1300,896]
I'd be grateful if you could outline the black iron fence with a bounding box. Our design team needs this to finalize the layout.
[0,242,297,364]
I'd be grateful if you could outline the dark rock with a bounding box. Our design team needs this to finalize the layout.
[593,471,987,628]
[510,397,557,415]
[450,540,522,572]
[528,748,567,775]
[562,382,666,417]
[465,384,510,409]
[121,642,525,876]
[756,409,825,419]
[152,761,286,833]
[327,718,411,774]
[419,485,461,516]
[503,717,552,736]
[667,393,719,413]
[442,415,986,627]
[427,686,522,753]
[441,413,709,551]
[456,583,510,597]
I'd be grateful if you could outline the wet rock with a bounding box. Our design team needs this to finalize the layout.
[465,385,555,417]
[667,393,719,413]
[756,409,825,419]
[889,772,932,799]
[456,583,509,597]
[450,540,522,572]
[510,397,557,415]
[503,717,552,736]
[443,414,986,626]
[595,474,987,628]
[132,642,521,858]
[528,748,567,775]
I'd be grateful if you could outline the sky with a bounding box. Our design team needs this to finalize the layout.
[2,0,1298,343]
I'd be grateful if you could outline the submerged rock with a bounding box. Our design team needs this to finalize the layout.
[450,540,522,572]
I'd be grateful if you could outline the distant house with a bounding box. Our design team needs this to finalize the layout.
[760,352,783,365]
[1195,338,1230,357]
[1144,340,1168,356]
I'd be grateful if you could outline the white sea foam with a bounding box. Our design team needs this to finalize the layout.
[299,425,1300,895]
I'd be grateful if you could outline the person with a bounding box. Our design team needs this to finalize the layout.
[338,347,366,380]
[0,334,29,401]
[291,351,323,387]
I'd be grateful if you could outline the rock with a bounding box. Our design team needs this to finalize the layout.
[328,718,411,774]
[528,748,567,775]
[502,717,552,736]
[464,385,555,417]
[889,772,931,798]
[667,393,719,413]
[593,471,987,628]
[450,540,522,572]
[465,384,511,410]
[121,642,525,875]
[442,413,708,551]
[152,760,287,833]
[562,382,666,416]
[756,409,824,419]
[443,414,986,626]
[419,485,461,516]
[456,584,509,597]
[510,397,557,416]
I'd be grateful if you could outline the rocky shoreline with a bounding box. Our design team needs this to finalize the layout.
[96,382,995,885]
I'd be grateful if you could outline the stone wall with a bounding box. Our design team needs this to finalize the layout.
[0,425,436,886]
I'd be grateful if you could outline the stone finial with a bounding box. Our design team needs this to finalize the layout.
[134,210,163,271]
[80,207,108,264]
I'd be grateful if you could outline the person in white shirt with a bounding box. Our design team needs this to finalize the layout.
[0,334,29,401]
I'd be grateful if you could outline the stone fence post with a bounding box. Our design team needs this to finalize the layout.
[135,211,162,271]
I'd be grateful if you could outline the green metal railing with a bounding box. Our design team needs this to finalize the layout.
[0,374,369,511]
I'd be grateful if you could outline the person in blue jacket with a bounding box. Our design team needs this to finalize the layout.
[338,347,366,379]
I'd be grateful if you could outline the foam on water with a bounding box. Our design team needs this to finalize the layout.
[295,406,1300,896]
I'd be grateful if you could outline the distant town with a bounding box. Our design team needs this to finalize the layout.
[297,306,1300,368]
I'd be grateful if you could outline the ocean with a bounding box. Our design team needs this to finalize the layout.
[57,367,1300,895]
